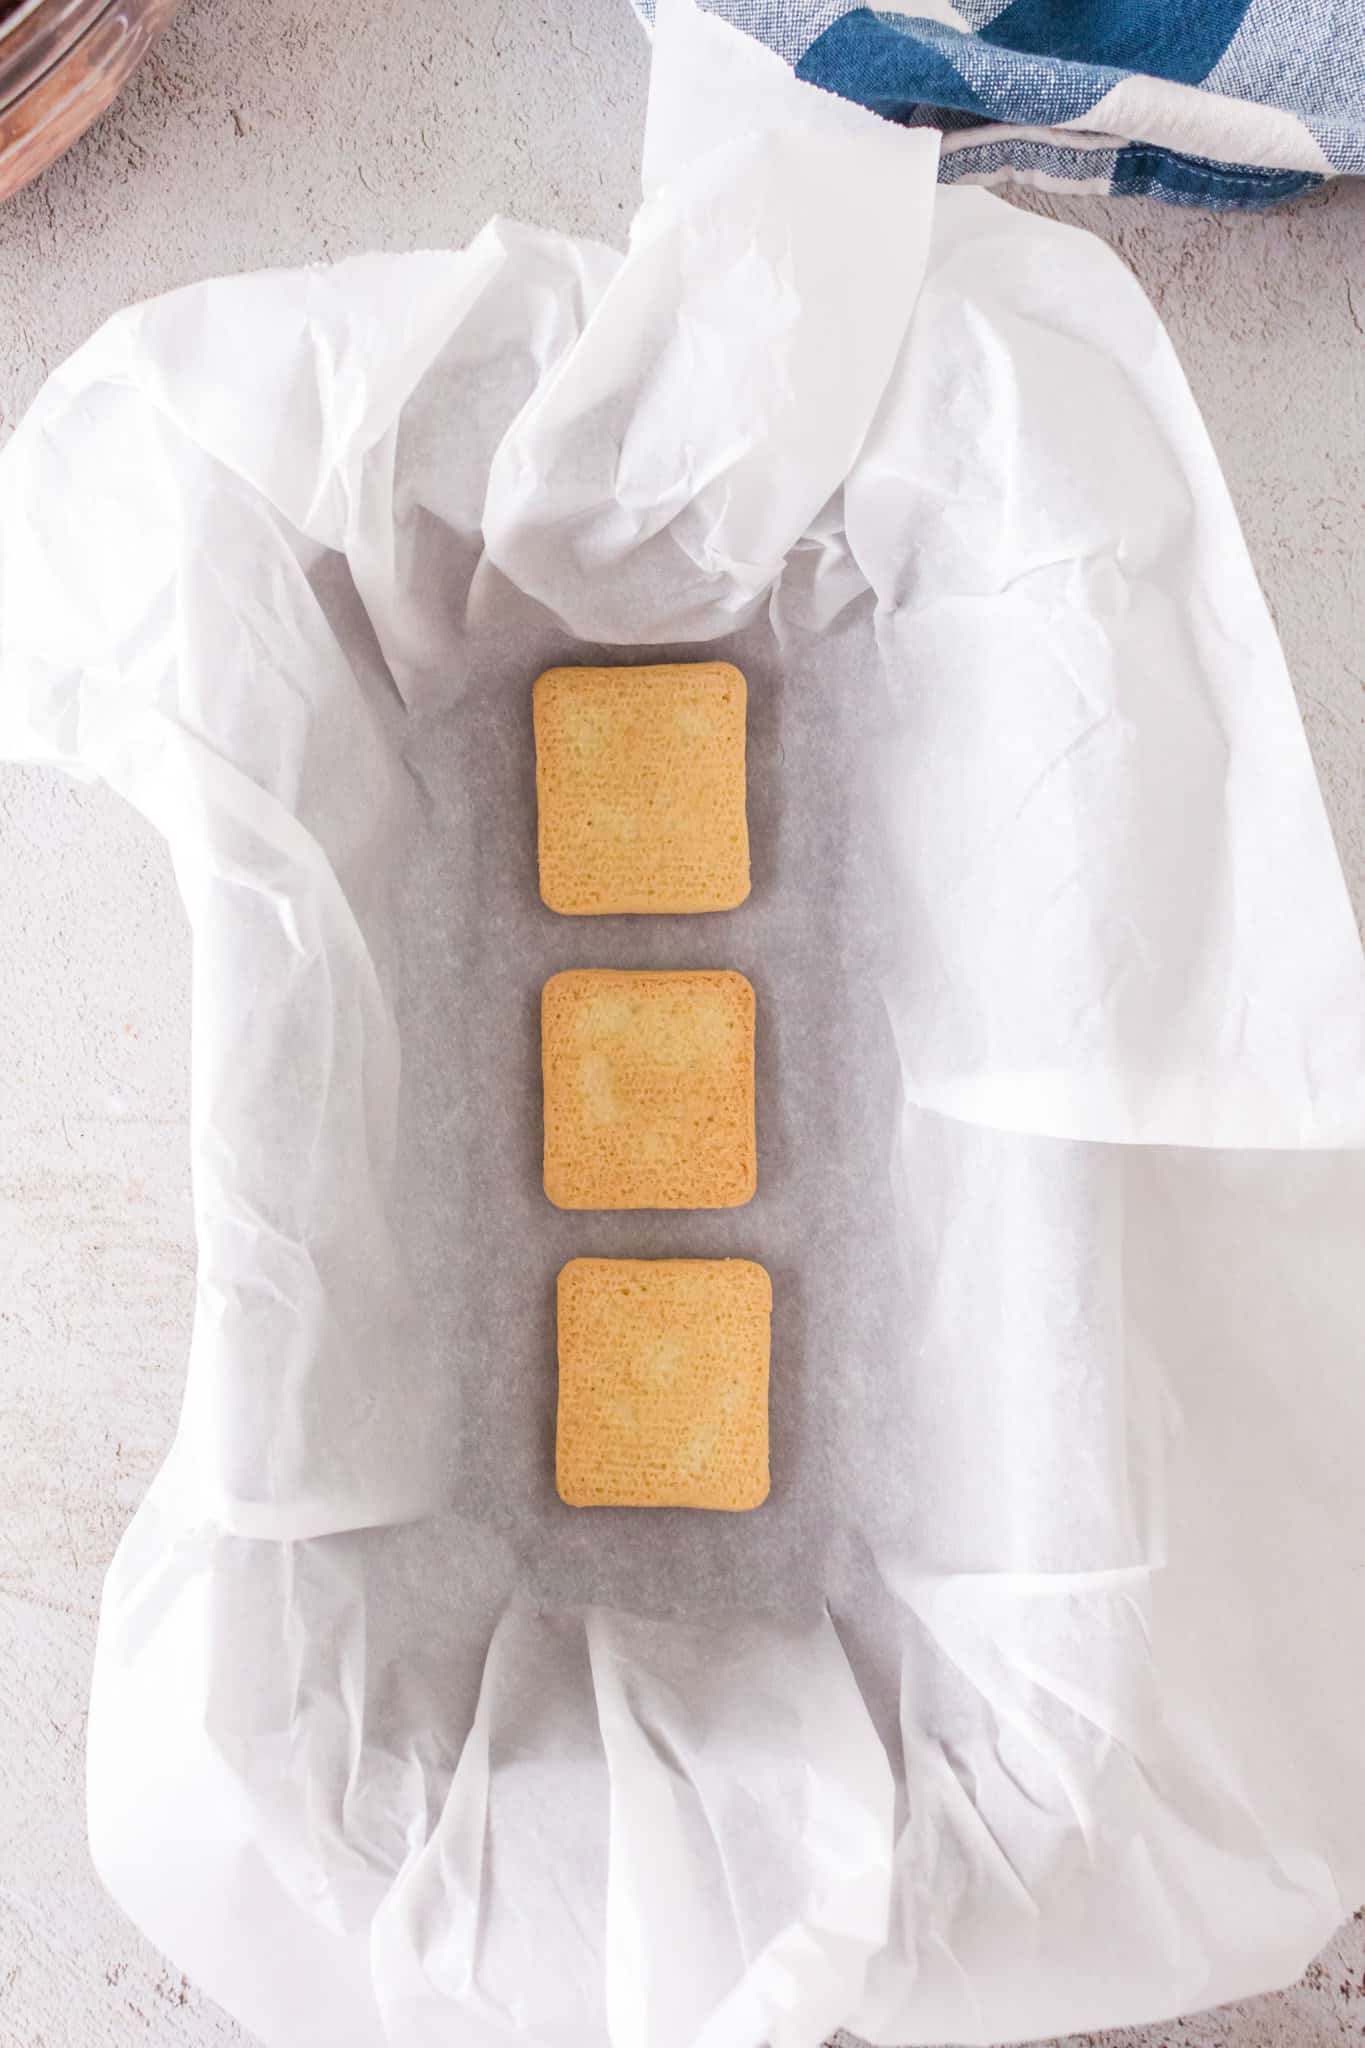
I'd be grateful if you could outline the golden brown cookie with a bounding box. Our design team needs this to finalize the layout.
[542,968,756,1210]
[534,662,750,915]
[556,1258,771,1510]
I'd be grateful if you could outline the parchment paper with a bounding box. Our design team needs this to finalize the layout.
[2,4,1363,2045]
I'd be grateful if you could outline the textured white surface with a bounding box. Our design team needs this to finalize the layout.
[0,2,1361,2043]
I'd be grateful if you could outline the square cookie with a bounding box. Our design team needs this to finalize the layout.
[556,1258,771,1510]
[534,662,750,915]
[542,968,756,1210]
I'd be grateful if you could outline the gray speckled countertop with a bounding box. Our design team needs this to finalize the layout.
[1,2,1361,2041]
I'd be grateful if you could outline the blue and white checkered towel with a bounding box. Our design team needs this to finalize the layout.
[634,1,1365,209]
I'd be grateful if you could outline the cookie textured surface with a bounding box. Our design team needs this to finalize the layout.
[534,662,750,915]
[556,1258,771,1510]
[542,968,756,1210]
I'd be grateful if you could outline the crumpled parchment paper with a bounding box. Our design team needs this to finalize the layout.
[2,4,1362,2044]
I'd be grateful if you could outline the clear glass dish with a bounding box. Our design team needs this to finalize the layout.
[0,0,177,203]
